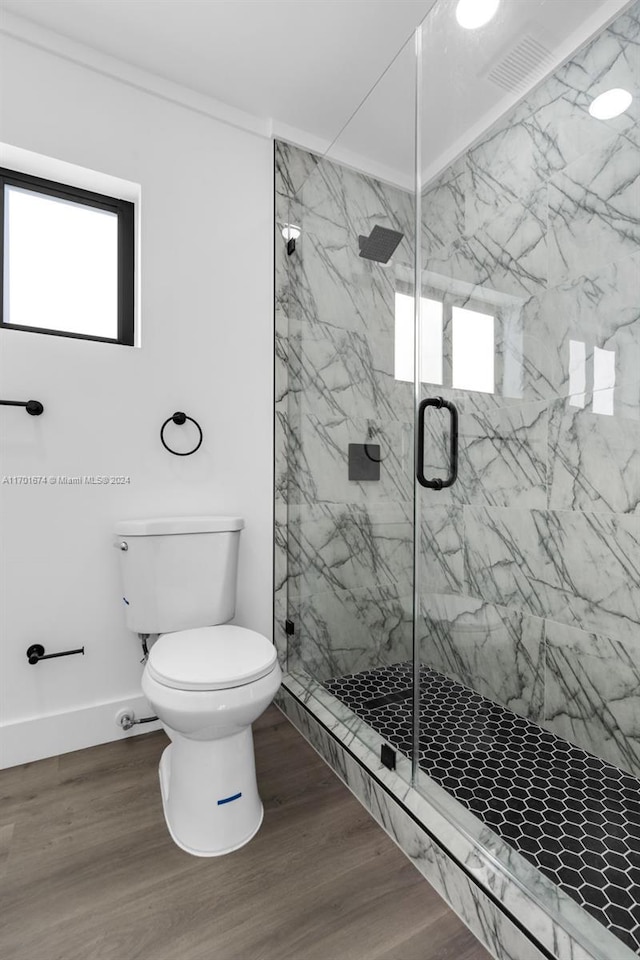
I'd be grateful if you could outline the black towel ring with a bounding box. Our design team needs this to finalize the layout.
[160,412,203,456]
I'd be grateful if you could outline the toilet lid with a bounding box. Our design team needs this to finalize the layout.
[146,625,278,691]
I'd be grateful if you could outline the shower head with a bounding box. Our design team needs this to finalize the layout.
[358,225,404,264]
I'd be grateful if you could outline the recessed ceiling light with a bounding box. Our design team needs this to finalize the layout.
[455,0,500,30]
[588,88,633,120]
[281,224,301,241]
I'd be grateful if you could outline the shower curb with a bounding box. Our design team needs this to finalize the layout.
[275,678,634,960]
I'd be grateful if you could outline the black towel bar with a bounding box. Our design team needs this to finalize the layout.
[26,644,84,665]
[0,399,44,415]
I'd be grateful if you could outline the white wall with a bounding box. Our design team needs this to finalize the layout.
[0,33,274,765]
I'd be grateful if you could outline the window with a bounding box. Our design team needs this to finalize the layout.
[394,292,443,384]
[394,293,496,393]
[569,341,616,415]
[451,306,494,393]
[1,167,134,345]
[593,347,615,416]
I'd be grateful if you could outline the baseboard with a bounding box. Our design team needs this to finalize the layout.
[0,694,162,768]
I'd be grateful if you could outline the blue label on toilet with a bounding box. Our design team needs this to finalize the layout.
[217,792,242,805]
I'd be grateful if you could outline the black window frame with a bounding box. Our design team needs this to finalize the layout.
[0,167,135,346]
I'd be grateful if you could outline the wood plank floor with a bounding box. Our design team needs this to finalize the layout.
[0,706,491,960]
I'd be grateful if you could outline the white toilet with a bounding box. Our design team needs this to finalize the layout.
[115,515,282,857]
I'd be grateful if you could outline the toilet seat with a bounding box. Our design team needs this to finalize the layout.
[147,625,277,691]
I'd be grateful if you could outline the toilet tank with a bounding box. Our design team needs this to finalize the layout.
[115,516,244,634]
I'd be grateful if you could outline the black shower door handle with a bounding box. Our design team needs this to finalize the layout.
[417,397,458,490]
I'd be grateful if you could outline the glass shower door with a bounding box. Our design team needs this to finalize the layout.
[275,32,421,784]
[414,1,640,953]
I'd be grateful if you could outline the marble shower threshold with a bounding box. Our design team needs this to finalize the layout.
[323,662,640,956]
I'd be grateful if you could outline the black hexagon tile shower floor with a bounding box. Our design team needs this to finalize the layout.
[324,663,640,953]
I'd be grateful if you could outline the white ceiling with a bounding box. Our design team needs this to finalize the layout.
[336,0,631,186]
[0,0,435,140]
[0,0,631,187]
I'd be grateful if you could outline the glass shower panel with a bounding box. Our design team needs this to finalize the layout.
[275,34,419,777]
[416,0,640,953]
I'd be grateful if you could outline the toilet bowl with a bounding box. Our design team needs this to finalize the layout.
[115,516,282,857]
[141,625,282,857]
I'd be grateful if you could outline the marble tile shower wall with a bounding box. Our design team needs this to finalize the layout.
[275,1,639,778]
[275,139,417,684]
[419,3,640,778]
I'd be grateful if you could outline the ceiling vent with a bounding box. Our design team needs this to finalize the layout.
[485,34,554,92]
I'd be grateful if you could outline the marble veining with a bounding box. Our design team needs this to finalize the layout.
[294,152,414,256]
[288,320,411,425]
[519,251,640,416]
[287,501,412,600]
[544,620,640,778]
[418,506,466,594]
[289,413,413,508]
[287,582,413,681]
[419,593,545,721]
[464,507,640,644]
[548,400,640,515]
[287,229,397,336]
[548,126,640,286]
